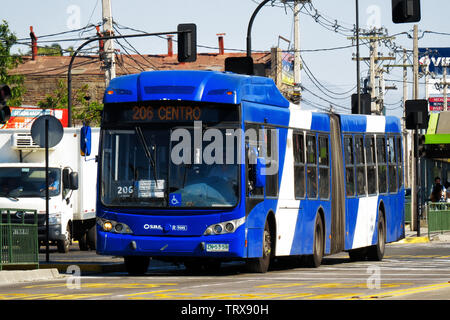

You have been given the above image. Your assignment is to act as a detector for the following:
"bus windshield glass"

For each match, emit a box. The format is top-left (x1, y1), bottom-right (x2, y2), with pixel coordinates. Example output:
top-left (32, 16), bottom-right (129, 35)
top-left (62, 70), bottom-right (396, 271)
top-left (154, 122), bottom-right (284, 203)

top-left (0, 167), bottom-right (61, 198)
top-left (101, 102), bottom-right (240, 209)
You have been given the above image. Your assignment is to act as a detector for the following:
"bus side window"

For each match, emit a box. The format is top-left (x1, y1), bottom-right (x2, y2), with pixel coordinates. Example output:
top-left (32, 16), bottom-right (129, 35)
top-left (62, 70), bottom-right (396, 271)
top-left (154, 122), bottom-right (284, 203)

top-left (318, 135), bottom-right (330, 199)
top-left (388, 136), bottom-right (398, 193)
top-left (376, 136), bottom-right (388, 194)
top-left (245, 125), bottom-right (264, 197)
top-left (293, 131), bottom-right (306, 199)
top-left (355, 135), bottom-right (366, 196)
top-left (396, 136), bottom-right (404, 188)
top-left (344, 135), bottom-right (355, 197)
top-left (365, 135), bottom-right (377, 195)
top-left (265, 126), bottom-right (278, 198)
top-left (306, 134), bottom-right (318, 199)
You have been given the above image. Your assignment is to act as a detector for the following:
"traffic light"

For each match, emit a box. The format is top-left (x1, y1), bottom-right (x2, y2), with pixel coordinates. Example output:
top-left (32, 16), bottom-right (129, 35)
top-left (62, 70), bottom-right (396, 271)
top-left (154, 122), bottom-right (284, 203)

top-left (351, 93), bottom-right (371, 115)
top-left (405, 99), bottom-right (428, 130)
top-left (417, 134), bottom-right (426, 158)
top-left (177, 24), bottom-right (197, 63)
top-left (392, 0), bottom-right (421, 24)
top-left (0, 84), bottom-right (11, 124)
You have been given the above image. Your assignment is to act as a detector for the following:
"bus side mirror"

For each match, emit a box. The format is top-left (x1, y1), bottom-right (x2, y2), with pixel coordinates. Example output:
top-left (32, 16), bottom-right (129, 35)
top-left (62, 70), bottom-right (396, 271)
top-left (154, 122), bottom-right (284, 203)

top-left (255, 157), bottom-right (266, 188)
top-left (80, 125), bottom-right (92, 156)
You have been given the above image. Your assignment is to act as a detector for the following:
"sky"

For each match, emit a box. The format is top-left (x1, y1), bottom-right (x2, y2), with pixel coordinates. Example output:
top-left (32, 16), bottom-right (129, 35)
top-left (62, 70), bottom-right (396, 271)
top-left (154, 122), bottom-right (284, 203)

top-left (2, 0), bottom-right (449, 118)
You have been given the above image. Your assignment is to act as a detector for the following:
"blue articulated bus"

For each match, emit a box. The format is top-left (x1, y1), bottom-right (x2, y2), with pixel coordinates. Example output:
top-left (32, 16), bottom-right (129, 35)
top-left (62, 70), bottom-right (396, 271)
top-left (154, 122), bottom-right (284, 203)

top-left (96, 70), bottom-right (405, 274)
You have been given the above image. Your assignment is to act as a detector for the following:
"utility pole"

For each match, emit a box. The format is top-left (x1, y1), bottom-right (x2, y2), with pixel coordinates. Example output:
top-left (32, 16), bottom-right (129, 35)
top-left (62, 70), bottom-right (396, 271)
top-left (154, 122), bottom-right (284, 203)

top-left (102, 0), bottom-right (116, 87)
top-left (350, 29), bottom-right (395, 115)
top-left (411, 24), bottom-right (419, 232)
top-left (293, 0), bottom-right (302, 98)
top-left (444, 67), bottom-right (448, 111)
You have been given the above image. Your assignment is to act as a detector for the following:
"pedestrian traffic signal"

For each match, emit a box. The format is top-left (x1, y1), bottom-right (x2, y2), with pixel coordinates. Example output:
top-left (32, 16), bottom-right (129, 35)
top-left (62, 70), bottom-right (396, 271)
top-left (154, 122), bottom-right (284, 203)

top-left (392, 0), bottom-right (421, 24)
top-left (0, 84), bottom-right (11, 124)
top-left (177, 24), bottom-right (197, 63)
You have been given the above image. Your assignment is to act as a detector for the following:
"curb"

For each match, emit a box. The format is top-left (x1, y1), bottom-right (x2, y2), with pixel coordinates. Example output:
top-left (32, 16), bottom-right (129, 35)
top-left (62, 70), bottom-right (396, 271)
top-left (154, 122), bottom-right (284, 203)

top-left (39, 262), bottom-right (125, 274)
top-left (0, 268), bottom-right (62, 286)
top-left (396, 236), bottom-right (430, 244)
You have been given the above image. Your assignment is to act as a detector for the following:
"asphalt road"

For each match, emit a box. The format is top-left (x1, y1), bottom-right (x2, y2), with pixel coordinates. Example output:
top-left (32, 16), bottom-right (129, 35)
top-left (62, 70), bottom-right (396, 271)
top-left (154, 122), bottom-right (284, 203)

top-left (1, 241), bottom-right (449, 303)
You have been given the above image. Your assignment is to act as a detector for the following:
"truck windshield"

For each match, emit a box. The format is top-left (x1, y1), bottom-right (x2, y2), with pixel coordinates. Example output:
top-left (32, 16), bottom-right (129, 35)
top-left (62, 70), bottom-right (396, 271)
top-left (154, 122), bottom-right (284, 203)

top-left (0, 167), bottom-right (61, 198)
top-left (100, 125), bottom-right (239, 208)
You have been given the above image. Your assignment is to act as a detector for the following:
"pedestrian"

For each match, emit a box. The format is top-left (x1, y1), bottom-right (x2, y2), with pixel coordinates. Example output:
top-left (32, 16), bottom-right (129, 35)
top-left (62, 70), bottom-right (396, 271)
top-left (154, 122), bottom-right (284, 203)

top-left (430, 177), bottom-right (446, 202)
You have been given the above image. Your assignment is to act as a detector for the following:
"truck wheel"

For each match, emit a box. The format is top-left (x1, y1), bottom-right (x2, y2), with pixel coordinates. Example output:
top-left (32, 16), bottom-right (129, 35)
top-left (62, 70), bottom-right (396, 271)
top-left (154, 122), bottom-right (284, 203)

top-left (78, 233), bottom-right (89, 251)
top-left (124, 256), bottom-right (150, 275)
top-left (57, 227), bottom-right (71, 253)
top-left (87, 225), bottom-right (96, 250)
top-left (246, 220), bottom-right (272, 273)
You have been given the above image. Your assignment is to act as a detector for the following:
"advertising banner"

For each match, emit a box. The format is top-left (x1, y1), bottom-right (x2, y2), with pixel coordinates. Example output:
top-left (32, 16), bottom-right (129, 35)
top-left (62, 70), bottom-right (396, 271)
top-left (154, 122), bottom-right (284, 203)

top-left (0, 107), bottom-right (68, 129)
top-left (428, 97), bottom-right (449, 112)
top-left (419, 47), bottom-right (450, 75)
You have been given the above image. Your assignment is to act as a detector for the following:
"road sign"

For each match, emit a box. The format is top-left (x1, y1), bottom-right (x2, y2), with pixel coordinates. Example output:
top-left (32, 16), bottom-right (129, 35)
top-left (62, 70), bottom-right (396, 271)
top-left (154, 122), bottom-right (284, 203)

top-left (30, 115), bottom-right (63, 148)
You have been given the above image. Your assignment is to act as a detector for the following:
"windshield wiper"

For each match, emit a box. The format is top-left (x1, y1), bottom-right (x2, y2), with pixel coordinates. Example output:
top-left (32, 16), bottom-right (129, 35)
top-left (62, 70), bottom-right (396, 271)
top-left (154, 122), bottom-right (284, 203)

top-left (135, 126), bottom-right (158, 181)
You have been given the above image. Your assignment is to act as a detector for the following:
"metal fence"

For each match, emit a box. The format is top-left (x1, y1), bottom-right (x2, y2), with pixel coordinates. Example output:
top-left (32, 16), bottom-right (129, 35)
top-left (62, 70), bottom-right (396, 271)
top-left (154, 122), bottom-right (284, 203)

top-left (427, 202), bottom-right (450, 237)
top-left (0, 209), bottom-right (39, 271)
top-left (404, 196), bottom-right (411, 224)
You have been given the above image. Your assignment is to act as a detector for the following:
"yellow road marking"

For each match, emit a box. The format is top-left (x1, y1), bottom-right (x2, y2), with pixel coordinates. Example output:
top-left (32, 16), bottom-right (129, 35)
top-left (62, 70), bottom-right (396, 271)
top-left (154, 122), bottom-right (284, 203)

top-left (351, 282), bottom-right (450, 300)
top-left (256, 283), bottom-right (306, 288)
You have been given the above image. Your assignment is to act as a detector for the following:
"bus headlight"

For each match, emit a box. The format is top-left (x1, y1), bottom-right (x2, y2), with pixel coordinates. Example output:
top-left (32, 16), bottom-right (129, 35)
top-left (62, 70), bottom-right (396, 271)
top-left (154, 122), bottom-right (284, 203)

top-left (204, 217), bottom-right (245, 236)
top-left (97, 218), bottom-right (133, 234)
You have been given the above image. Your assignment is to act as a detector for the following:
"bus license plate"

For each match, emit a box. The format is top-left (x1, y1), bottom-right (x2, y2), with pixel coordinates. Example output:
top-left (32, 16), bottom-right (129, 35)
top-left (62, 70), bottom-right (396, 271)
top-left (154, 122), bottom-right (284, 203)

top-left (206, 243), bottom-right (229, 252)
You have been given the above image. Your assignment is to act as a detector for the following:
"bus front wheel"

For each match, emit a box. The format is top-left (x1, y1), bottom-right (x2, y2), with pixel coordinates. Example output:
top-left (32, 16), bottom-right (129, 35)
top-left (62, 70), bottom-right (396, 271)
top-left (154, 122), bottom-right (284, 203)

top-left (246, 220), bottom-right (272, 273)
top-left (124, 256), bottom-right (150, 275)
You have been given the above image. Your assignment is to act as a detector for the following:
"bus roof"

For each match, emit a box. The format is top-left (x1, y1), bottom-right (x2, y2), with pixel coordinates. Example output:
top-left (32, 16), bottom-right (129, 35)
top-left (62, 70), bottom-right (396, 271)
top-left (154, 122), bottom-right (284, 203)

top-left (103, 70), bottom-right (290, 108)
top-left (340, 114), bottom-right (401, 134)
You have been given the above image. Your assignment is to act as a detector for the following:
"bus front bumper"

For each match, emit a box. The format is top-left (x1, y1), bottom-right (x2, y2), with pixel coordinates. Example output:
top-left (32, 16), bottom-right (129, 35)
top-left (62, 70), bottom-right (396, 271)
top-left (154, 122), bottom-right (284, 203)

top-left (96, 227), bottom-right (247, 258)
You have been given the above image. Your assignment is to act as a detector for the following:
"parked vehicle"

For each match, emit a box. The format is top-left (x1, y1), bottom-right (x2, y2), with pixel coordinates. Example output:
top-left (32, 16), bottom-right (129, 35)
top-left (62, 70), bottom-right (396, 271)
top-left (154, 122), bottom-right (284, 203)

top-left (0, 127), bottom-right (99, 252)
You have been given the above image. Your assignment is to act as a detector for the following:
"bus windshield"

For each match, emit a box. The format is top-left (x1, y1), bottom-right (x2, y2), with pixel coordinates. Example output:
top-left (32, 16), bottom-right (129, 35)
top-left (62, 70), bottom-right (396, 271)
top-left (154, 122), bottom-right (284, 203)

top-left (100, 125), bottom-right (239, 208)
top-left (0, 167), bottom-right (61, 198)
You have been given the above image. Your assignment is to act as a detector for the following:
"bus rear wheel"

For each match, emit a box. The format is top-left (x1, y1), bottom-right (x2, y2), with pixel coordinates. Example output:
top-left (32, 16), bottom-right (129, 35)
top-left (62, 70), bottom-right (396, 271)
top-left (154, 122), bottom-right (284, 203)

top-left (246, 220), bottom-right (272, 273)
top-left (124, 256), bottom-right (150, 275)
top-left (305, 215), bottom-right (324, 268)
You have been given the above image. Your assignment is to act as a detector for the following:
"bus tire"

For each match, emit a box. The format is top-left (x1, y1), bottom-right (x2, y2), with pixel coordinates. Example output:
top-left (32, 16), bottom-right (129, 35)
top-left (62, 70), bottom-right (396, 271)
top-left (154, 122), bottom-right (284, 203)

top-left (124, 256), bottom-right (150, 275)
top-left (246, 220), bottom-right (272, 273)
top-left (367, 213), bottom-right (386, 261)
top-left (305, 215), bottom-right (324, 268)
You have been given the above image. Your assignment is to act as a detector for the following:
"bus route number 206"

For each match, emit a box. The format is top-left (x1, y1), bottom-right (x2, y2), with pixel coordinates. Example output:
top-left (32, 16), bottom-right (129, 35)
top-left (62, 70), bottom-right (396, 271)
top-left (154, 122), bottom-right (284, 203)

top-left (132, 106), bottom-right (154, 121)
top-left (117, 185), bottom-right (134, 196)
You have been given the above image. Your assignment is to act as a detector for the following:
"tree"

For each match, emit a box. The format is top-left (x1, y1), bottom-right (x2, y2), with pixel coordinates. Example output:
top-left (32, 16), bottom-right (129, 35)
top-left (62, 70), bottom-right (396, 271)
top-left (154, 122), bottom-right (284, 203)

top-left (38, 79), bottom-right (103, 126)
top-left (0, 20), bottom-right (25, 106)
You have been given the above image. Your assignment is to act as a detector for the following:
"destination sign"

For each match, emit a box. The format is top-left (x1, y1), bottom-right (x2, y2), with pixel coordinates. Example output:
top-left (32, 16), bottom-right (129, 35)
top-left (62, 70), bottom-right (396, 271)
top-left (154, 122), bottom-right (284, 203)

top-left (103, 103), bottom-right (239, 124)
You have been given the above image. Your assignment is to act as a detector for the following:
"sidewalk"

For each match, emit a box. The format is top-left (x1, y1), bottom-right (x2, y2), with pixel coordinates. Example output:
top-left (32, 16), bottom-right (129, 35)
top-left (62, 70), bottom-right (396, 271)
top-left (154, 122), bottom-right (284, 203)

top-left (398, 224), bottom-right (450, 244)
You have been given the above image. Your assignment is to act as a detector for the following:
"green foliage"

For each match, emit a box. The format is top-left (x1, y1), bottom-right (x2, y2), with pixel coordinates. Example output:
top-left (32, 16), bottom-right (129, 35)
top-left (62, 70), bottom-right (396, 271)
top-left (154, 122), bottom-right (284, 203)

top-left (0, 20), bottom-right (25, 106)
top-left (37, 79), bottom-right (103, 126)
top-left (36, 43), bottom-right (63, 56)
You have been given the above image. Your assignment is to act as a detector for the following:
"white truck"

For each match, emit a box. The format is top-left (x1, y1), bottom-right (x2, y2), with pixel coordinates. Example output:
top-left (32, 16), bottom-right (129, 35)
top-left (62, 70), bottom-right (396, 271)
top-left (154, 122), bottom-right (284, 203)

top-left (0, 127), bottom-right (99, 253)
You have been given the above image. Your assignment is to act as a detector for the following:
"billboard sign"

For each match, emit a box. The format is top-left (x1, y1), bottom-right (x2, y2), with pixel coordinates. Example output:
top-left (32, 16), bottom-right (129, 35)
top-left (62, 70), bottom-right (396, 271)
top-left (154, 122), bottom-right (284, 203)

top-left (429, 97), bottom-right (449, 112)
top-left (282, 53), bottom-right (294, 86)
top-left (419, 47), bottom-right (450, 75)
top-left (0, 107), bottom-right (68, 129)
